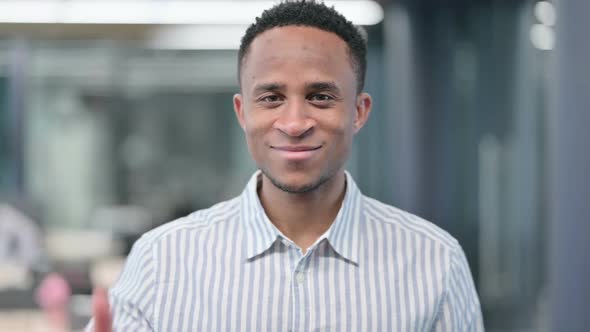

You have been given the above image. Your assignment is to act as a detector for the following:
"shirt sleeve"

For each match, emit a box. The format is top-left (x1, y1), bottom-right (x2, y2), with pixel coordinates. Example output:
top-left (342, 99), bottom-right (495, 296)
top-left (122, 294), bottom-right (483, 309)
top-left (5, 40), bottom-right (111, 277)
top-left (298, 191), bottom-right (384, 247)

top-left (86, 236), bottom-right (156, 332)
top-left (431, 243), bottom-right (484, 332)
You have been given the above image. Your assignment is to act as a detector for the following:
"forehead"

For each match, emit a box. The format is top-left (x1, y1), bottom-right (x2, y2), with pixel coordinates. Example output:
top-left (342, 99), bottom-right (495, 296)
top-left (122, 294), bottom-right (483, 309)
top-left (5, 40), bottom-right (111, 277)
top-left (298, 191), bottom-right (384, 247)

top-left (240, 26), bottom-right (355, 90)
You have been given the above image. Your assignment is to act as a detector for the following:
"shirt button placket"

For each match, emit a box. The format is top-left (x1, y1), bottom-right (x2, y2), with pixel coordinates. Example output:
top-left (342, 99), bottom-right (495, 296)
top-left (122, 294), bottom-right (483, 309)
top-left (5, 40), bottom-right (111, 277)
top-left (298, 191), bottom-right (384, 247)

top-left (295, 271), bottom-right (305, 284)
top-left (292, 251), bottom-right (311, 332)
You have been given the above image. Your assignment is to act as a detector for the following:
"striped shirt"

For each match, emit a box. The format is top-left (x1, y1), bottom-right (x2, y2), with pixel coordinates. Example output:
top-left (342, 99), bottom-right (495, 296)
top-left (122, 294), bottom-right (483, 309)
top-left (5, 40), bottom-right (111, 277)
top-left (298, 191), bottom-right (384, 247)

top-left (87, 171), bottom-right (483, 331)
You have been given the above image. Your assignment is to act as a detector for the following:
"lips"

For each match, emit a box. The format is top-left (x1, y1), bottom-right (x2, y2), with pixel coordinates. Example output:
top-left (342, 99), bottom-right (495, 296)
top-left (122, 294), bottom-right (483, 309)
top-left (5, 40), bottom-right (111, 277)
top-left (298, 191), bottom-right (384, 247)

top-left (272, 145), bottom-right (321, 152)
top-left (271, 145), bottom-right (322, 161)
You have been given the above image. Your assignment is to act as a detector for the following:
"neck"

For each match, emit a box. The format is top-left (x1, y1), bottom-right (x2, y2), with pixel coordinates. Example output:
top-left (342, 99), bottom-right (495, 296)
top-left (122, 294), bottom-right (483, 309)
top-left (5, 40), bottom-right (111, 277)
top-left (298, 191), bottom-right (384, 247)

top-left (258, 170), bottom-right (347, 253)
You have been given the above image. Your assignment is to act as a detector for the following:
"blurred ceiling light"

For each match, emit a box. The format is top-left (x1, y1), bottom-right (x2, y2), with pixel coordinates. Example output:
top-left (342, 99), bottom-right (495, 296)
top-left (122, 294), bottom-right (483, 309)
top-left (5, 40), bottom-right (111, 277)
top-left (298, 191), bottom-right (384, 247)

top-left (534, 1), bottom-right (556, 27)
top-left (149, 25), bottom-right (247, 50)
top-left (530, 24), bottom-right (555, 50)
top-left (0, 0), bottom-right (384, 26)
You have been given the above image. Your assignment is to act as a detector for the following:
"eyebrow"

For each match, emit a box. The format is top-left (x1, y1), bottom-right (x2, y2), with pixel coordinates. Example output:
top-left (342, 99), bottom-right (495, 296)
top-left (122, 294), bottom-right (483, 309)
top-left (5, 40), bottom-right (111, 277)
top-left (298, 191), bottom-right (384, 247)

top-left (251, 81), bottom-right (342, 95)
top-left (253, 82), bottom-right (285, 95)
top-left (305, 81), bottom-right (341, 94)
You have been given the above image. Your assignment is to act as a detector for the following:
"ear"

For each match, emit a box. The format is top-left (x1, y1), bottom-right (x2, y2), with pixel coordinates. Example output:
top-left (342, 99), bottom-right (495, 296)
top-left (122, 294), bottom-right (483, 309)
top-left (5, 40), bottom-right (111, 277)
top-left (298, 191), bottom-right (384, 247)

top-left (353, 92), bottom-right (372, 134)
top-left (233, 93), bottom-right (246, 131)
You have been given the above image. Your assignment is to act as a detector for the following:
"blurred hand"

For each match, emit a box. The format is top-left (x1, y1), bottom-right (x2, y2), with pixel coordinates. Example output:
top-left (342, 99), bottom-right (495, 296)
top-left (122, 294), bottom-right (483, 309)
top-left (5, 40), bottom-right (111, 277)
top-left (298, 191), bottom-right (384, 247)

top-left (92, 287), bottom-right (112, 332)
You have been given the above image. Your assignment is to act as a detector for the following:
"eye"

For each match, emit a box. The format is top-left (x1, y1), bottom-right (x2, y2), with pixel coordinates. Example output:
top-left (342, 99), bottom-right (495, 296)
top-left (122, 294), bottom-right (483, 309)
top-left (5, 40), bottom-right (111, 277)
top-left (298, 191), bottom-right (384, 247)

top-left (308, 93), bottom-right (334, 102)
top-left (261, 95), bottom-right (282, 103)
top-left (257, 94), bottom-right (284, 107)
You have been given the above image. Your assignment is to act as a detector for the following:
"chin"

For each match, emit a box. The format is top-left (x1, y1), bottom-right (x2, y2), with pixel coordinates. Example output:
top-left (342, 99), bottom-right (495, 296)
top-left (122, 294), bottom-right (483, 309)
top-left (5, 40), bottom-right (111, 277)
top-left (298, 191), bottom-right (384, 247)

top-left (261, 168), bottom-right (329, 194)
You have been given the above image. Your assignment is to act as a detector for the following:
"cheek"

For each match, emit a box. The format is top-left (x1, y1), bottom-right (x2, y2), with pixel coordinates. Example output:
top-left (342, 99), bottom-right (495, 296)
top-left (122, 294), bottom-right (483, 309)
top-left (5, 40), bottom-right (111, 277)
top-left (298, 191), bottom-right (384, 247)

top-left (322, 111), bottom-right (356, 138)
top-left (323, 114), bottom-right (355, 154)
top-left (243, 111), bottom-right (280, 143)
top-left (243, 110), bottom-right (275, 131)
top-left (243, 125), bottom-right (267, 154)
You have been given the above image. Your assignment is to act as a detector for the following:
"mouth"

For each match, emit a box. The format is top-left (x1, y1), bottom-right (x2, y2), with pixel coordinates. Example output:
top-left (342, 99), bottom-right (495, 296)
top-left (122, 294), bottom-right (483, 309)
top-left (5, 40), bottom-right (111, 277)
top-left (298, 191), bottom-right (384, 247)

top-left (271, 145), bottom-right (322, 161)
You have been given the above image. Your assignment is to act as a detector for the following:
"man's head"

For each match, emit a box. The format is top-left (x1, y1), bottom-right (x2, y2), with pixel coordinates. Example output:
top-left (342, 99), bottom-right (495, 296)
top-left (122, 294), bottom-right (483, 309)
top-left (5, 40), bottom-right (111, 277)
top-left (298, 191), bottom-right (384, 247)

top-left (238, 0), bottom-right (367, 93)
top-left (234, 0), bottom-right (372, 194)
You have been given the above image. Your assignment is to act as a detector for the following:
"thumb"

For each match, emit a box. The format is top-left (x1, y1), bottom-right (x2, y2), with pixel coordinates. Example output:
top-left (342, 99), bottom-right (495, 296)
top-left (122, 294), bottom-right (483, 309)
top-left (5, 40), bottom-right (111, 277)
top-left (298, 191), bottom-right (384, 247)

top-left (92, 287), bottom-right (112, 332)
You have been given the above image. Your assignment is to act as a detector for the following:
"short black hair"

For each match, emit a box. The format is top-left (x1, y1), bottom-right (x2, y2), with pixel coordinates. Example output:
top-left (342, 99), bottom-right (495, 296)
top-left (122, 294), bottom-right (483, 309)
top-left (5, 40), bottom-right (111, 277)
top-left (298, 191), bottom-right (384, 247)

top-left (238, 0), bottom-right (367, 93)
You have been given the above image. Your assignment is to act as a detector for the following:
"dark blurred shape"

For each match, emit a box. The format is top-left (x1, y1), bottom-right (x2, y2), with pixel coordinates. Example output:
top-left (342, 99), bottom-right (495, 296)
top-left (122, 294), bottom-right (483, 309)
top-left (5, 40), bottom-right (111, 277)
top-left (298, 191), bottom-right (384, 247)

top-left (0, 203), bottom-right (42, 268)
top-left (0, 201), bottom-right (43, 310)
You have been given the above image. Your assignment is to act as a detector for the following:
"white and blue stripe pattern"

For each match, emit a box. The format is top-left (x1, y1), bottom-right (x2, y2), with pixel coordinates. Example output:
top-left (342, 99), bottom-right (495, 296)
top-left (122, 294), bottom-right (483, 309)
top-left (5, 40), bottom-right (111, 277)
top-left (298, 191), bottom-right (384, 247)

top-left (87, 171), bottom-right (483, 331)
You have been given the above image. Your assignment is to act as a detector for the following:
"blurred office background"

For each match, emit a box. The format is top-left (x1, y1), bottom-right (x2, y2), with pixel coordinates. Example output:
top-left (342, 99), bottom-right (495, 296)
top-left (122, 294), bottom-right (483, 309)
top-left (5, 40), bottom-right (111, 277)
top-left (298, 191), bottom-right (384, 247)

top-left (0, 0), bottom-right (588, 331)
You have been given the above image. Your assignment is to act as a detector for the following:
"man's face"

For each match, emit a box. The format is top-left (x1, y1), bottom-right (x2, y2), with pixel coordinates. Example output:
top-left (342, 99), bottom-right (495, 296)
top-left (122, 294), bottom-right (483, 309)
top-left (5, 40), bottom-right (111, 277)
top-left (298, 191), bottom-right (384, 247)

top-left (234, 26), bottom-right (371, 193)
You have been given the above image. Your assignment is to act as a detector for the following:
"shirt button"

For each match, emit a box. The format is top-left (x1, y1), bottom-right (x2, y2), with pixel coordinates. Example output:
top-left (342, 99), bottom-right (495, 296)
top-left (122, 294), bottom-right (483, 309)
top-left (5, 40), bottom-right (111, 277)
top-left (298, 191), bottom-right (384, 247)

top-left (295, 272), bottom-right (305, 284)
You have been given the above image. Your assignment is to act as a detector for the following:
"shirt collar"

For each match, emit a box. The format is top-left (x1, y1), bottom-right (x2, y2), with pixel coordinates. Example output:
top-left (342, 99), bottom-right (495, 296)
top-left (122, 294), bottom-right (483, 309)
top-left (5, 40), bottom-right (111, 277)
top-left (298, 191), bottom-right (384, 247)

top-left (241, 170), bottom-right (364, 265)
top-left (241, 171), bottom-right (281, 260)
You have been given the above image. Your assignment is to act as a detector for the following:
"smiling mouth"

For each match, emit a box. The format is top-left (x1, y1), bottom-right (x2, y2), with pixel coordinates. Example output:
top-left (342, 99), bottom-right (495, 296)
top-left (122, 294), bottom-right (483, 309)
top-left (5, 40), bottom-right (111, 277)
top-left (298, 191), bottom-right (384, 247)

top-left (271, 145), bottom-right (322, 152)
top-left (271, 145), bottom-right (322, 160)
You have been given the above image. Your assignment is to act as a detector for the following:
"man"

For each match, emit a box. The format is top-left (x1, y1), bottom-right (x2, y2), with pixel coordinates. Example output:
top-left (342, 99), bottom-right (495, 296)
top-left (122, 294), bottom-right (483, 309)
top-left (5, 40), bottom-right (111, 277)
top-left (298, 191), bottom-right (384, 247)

top-left (89, 1), bottom-right (483, 331)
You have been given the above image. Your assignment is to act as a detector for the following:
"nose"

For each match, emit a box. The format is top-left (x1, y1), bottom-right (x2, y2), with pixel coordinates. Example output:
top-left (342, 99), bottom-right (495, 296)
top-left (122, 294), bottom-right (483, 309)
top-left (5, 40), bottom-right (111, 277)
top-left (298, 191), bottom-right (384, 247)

top-left (273, 100), bottom-right (316, 137)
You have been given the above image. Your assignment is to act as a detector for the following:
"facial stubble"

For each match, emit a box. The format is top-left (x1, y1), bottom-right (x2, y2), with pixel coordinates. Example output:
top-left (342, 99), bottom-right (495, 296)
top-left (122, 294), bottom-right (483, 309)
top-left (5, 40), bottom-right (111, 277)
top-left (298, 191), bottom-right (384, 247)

top-left (259, 167), bottom-right (334, 194)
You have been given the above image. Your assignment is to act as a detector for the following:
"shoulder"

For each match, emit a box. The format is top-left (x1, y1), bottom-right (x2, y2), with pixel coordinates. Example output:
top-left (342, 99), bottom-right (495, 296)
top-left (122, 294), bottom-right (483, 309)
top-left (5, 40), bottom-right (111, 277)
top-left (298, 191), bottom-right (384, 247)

top-left (361, 195), bottom-right (478, 291)
top-left (107, 196), bottom-right (244, 308)
top-left (362, 195), bottom-right (460, 252)
top-left (133, 196), bottom-right (242, 253)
